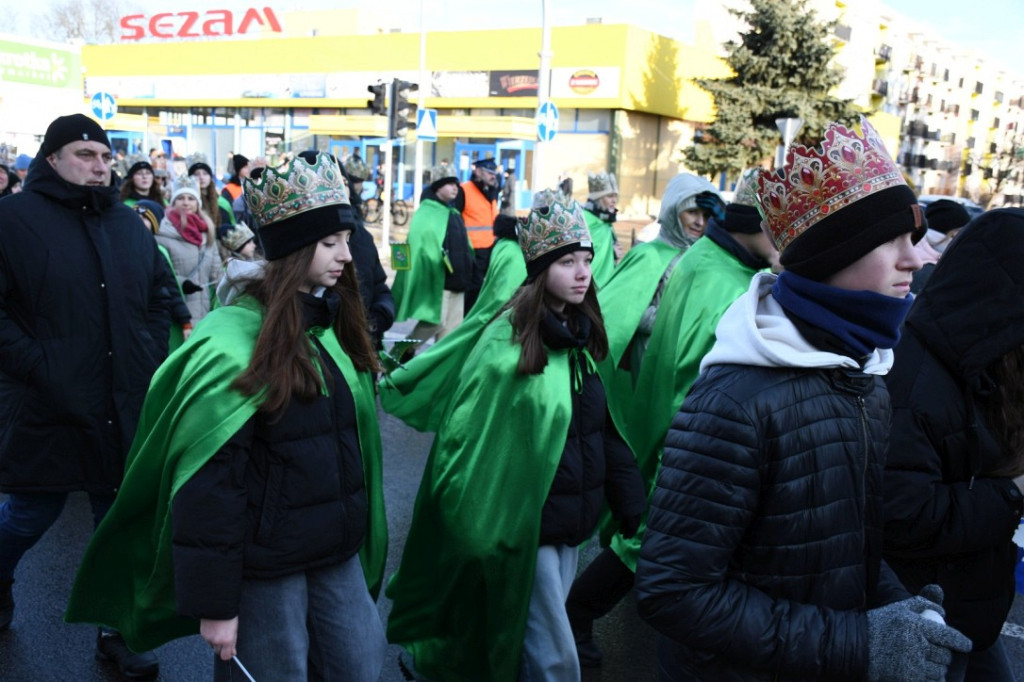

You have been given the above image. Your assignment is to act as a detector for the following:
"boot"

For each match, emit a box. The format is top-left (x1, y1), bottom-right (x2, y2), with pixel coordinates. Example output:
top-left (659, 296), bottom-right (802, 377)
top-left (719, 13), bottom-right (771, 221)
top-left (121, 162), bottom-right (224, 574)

top-left (0, 579), bottom-right (12, 630)
top-left (96, 628), bottom-right (159, 679)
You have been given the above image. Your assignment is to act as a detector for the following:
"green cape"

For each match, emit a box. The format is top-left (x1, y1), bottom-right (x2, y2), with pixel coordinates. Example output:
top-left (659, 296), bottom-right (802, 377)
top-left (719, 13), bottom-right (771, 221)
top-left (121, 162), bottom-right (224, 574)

top-left (584, 209), bottom-right (617, 288)
top-left (380, 237), bottom-right (526, 432)
top-left (217, 195), bottom-right (237, 225)
top-left (601, 237), bottom-right (762, 569)
top-left (392, 198), bottom-right (462, 325)
top-left (385, 313), bottom-right (575, 682)
top-left (65, 301), bottom-right (387, 652)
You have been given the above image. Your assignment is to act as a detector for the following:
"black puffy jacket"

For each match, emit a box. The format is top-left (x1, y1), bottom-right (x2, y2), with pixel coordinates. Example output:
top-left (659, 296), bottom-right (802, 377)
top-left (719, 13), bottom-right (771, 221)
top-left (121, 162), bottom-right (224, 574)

top-left (884, 208), bottom-right (1024, 649)
top-left (637, 360), bottom-right (908, 681)
top-left (349, 192), bottom-right (395, 346)
top-left (171, 292), bottom-right (368, 620)
top-left (538, 311), bottom-right (645, 547)
top-left (0, 154), bottom-right (171, 493)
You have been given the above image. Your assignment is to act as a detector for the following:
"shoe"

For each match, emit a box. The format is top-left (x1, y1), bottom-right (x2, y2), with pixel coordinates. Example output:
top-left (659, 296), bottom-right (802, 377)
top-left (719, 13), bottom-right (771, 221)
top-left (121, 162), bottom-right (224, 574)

top-left (96, 629), bottom-right (159, 679)
top-left (575, 632), bottom-right (603, 667)
top-left (0, 579), bottom-right (12, 630)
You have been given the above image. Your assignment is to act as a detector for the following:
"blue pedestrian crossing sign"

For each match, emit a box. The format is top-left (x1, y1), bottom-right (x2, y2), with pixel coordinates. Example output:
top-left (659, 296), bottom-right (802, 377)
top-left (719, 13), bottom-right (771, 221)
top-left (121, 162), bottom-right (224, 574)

top-left (536, 101), bottom-right (559, 142)
top-left (90, 92), bottom-right (117, 121)
top-left (416, 108), bottom-right (438, 142)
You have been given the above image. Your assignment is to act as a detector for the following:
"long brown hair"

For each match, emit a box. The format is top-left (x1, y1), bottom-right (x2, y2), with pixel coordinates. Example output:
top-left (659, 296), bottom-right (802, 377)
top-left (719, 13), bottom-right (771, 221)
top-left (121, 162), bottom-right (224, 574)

top-left (505, 268), bottom-right (608, 376)
top-left (197, 178), bottom-right (222, 223)
top-left (985, 343), bottom-right (1024, 477)
top-left (232, 242), bottom-right (380, 416)
top-left (119, 171), bottom-right (165, 205)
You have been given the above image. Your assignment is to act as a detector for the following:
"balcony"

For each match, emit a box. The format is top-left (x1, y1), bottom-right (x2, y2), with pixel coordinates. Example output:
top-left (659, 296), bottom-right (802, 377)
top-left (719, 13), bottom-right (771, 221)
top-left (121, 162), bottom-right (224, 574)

top-left (834, 24), bottom-right (852, 41)
top-left (875, 44), bottom-right (893, 63)
top-left (871, 79), bottom-right (889, 97)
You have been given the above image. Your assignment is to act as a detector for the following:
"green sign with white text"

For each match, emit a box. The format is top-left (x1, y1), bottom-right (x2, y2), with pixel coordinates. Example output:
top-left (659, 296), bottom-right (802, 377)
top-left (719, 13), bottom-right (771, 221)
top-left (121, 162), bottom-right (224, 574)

top-left (0, 40), bottom-right (78, 88)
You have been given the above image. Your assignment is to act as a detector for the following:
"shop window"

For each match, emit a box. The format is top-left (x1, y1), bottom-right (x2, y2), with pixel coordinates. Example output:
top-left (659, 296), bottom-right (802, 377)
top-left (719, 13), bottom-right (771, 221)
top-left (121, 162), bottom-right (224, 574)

top-left (575, 110), bottom-right (611, 132)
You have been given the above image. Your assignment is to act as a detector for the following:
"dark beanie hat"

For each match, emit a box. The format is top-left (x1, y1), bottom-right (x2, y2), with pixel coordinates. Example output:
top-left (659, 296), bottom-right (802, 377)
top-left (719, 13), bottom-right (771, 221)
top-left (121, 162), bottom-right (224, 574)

top-left (924, 199), bottom-right (971, 234)
top-left (188, 161), bottom-right (213, 177)
top-left (41, 114), bottom-right (111, 156)
top-left (127, 160), bottom-right (154, 178)
top-left (780, 185), bottom-right (925, 281)
top-left (243, 152), bottom-right (358, 261)
top-left (133, 199), bottom-right (165, 234)
top-left (232, 154), bottom-right (250, 175)
top-left (722, 203), bottom-right (763, 234)
top-left (493, 214), bottom-right (519, 242)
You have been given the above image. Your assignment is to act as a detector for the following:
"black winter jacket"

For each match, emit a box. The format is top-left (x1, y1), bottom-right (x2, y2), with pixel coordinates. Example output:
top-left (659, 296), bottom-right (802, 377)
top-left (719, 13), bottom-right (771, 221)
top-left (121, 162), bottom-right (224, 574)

top-left (0, 154), bottom-right (171, 493)
top-left (172, 292), bottom-right (368, 620)
top-left (637, 358), bottom-right (908, 681)
top-left (538, 311), bottom-right (645, 547)
top-left (884, 208), bottom-right (1024, 649)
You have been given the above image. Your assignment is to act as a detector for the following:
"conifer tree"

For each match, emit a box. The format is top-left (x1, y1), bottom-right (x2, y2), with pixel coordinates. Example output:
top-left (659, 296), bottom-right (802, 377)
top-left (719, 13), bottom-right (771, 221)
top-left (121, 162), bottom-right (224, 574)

top-left (685, 0), bottom-right (859, 179)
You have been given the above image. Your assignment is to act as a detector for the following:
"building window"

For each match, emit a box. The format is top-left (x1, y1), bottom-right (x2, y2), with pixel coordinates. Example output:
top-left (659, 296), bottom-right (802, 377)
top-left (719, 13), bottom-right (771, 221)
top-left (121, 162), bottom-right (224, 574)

top-left (575, 109), bottom-right (611, 132)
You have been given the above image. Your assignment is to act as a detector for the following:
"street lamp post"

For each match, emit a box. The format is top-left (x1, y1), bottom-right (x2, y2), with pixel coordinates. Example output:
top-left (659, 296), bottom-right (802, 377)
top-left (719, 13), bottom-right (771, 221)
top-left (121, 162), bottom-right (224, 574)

top-left (775, 117), bottom-right (803, 170)
top-left (530, 0), bottom-right (552, 194)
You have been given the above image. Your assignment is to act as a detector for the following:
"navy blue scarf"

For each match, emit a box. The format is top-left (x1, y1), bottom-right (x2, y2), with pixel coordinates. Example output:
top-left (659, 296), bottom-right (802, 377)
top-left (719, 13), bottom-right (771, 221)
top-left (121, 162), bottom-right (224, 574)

top-left (772, 271), bottom-right (913, 358)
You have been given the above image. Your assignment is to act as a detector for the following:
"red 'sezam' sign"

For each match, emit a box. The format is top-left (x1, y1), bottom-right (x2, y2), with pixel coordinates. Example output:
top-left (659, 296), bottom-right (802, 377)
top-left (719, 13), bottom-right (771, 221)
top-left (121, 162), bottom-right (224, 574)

top-left (120, 7), bottom-right (282, 41)
top-left (568, 70), bottom-right (600, 95)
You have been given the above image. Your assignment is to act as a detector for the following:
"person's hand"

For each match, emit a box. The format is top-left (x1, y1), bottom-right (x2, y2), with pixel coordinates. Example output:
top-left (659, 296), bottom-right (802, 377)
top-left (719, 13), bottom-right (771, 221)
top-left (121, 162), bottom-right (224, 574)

top-left (866, 586), bottom-right (972, 681)
top-left (200, 617), bottom-right (238, 661)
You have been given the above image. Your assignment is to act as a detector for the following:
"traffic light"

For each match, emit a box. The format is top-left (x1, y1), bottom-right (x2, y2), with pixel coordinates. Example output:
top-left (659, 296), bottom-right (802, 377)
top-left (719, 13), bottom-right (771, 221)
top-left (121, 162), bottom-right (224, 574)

top-left (367, 82), bottom-right (387, 116)
top-left (388, 79), bottom-right (418, 139)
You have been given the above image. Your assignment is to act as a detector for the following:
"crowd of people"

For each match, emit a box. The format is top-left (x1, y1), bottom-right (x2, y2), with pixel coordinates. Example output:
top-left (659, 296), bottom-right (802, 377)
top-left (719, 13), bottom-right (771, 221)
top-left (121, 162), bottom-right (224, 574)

top-left (0, 111), bottom-right (1021, 682)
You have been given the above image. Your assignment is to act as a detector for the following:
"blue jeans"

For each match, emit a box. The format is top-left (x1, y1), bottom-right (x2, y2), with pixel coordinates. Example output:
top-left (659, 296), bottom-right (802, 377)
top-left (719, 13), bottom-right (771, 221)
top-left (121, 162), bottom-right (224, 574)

top-left (0, 492), bottom-right (113, 581)
top-left (519, 544), bottom-right (580, 682)
top-left (212, 556), bottom-right (386, 682)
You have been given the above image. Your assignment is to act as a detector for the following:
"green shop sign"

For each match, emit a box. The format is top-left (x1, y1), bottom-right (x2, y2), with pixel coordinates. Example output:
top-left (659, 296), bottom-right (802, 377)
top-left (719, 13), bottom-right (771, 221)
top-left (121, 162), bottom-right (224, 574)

top-left (0, 40), bottom-right (78, 88)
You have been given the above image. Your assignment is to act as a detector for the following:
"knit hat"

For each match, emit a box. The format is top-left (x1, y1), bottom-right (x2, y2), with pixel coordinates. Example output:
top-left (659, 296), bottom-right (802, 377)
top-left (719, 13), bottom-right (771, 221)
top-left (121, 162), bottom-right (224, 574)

top-left (342, 154), bottom-right (371, 182)
top-left (427, 165), bottom-right (459, 192)
top-left (493, 214), bottom-right (520, 242)
top-left (220, 222), bottom-right (256, 253)
top-left (243, 152), bottom-right (358, 261)
top-left (722, 168), bottom-right (764, 234)
top-left (13, 154), bottom-right (31, 171)
top-left (924, 199), bottom-right (971, 234)
top-left (125, 153), bottom-right (153, 179)
top-left (587, 171), bottom-right (618, 201)
top-left (756, 117), bottom-right (925, 281)
top-left (520, 188), bottom-right (592, 280)
top-left (186, 152), bottom-right (214, 177)
top-left (40, 114), bottom-right (111, 156)
top-left (232, 154), bottom-right (250, 176)
top-left (133, 199), bottom-right (165, 234)
top-left (170, 175), bottom-right (201, 204)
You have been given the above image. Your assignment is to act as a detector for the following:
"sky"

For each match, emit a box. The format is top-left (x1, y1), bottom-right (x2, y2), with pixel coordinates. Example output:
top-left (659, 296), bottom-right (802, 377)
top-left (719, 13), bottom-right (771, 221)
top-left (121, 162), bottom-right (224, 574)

top-left (10, 0), bottom-right (1021, 74)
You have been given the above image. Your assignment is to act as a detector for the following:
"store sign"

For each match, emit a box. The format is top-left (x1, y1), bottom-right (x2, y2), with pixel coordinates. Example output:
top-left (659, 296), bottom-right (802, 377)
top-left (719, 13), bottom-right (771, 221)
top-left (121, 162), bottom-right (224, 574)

top-left (0, 40), bottom-right (73, 88)
top-left (489, 70), bottom-right (538, 97)
top-left (119, 7), bottom-right (283, 41)
top-left (568, 69), bottom-right (600, 95)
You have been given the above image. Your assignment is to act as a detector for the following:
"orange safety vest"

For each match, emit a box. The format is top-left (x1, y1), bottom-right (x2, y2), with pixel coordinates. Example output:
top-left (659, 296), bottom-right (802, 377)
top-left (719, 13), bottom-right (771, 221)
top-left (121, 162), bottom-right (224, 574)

top-left (460, 180), bottom-right (497, 249)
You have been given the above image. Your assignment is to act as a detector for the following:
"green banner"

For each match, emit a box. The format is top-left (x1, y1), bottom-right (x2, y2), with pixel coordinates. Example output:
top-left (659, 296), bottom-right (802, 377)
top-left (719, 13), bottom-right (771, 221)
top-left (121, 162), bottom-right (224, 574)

top-left (0, 40), bottom-right (78, 88)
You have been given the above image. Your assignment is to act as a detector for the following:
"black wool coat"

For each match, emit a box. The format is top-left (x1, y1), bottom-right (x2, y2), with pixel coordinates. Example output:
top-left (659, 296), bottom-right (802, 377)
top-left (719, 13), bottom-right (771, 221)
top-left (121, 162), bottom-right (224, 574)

top-left (0, 154), bottom-right (171, 493)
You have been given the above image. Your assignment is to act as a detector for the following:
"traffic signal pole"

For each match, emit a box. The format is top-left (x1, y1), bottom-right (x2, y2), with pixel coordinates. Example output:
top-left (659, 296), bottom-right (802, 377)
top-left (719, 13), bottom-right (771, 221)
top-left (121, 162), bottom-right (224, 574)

top-left (531, 0), bottom-right (552, 194)
top-left (414, 0), bottom-right (427, 210)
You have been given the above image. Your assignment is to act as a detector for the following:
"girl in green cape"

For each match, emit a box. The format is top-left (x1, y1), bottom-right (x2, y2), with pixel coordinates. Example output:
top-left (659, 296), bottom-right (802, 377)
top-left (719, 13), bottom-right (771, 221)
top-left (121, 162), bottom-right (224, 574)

top-left (66, 153), bottom-right (389, 681)
top-left (386, 191), bottom-right (645, 682)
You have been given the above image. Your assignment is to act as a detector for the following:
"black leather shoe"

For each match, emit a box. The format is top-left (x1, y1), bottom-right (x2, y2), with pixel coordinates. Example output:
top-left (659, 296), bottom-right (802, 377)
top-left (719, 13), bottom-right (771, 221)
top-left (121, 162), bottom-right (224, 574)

top-left (96, 629), bottom-right (159, 679)
top-left (0, 579), bottom-right (12, 630)
top-left (575, 632), bottom-right (603, 667)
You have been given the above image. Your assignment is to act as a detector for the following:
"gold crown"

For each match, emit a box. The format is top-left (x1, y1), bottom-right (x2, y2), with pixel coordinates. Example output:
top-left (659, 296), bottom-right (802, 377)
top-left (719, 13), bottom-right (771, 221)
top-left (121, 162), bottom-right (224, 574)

top-left (755, 117), bottom-right (908, 251)
top-left (243, 153), bottom-right (350, 227)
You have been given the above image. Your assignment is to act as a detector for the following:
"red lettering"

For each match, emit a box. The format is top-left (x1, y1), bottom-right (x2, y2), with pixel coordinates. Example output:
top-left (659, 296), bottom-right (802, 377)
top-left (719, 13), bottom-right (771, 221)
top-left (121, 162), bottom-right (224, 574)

top-left (203, 10), bottom-right (232, 37)
top-left (149, 13), bottom-right (175, 39)
top-left (177, 11), bottom-right (200, 38)
top-left (118, 8), bottom-right (283, 40)
top-left (262, 7), bottom-right (282, 32)
top-left (119, 14), bottom-right (145, 41)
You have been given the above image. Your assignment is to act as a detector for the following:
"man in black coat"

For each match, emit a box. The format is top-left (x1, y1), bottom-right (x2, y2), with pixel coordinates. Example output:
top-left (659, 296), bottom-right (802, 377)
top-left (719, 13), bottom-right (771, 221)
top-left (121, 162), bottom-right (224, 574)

top-left (0, 114), bottom-right (168, 678)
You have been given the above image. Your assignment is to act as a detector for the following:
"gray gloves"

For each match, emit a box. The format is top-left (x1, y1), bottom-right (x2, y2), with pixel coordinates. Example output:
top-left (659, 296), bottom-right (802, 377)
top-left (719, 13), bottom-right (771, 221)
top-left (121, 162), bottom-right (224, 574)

top-left (866, 584), bottom-right (972, 682)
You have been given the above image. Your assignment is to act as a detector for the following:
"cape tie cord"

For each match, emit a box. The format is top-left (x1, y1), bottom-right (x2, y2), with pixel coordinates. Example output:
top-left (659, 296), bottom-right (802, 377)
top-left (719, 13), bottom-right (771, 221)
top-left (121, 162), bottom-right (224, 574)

top-left (570, 347), bottom-right (597, 394)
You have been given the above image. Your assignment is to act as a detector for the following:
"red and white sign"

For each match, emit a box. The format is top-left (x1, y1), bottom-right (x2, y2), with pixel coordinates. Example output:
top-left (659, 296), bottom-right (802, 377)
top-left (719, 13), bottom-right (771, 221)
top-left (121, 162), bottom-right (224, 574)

top-left (119, 7), bottom-right (283, 41)
top-left (568, 69), bottom-right (600, 95)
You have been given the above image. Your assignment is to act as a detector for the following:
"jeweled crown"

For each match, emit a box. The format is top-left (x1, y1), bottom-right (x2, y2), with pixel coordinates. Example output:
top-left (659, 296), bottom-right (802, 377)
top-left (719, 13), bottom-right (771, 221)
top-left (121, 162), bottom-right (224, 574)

top-left (243, 153), bottom-right (350, 228)
top-left (755, 117), bottom-right (907, 251)
top-left (519, 190), bottom-right (591, 263)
